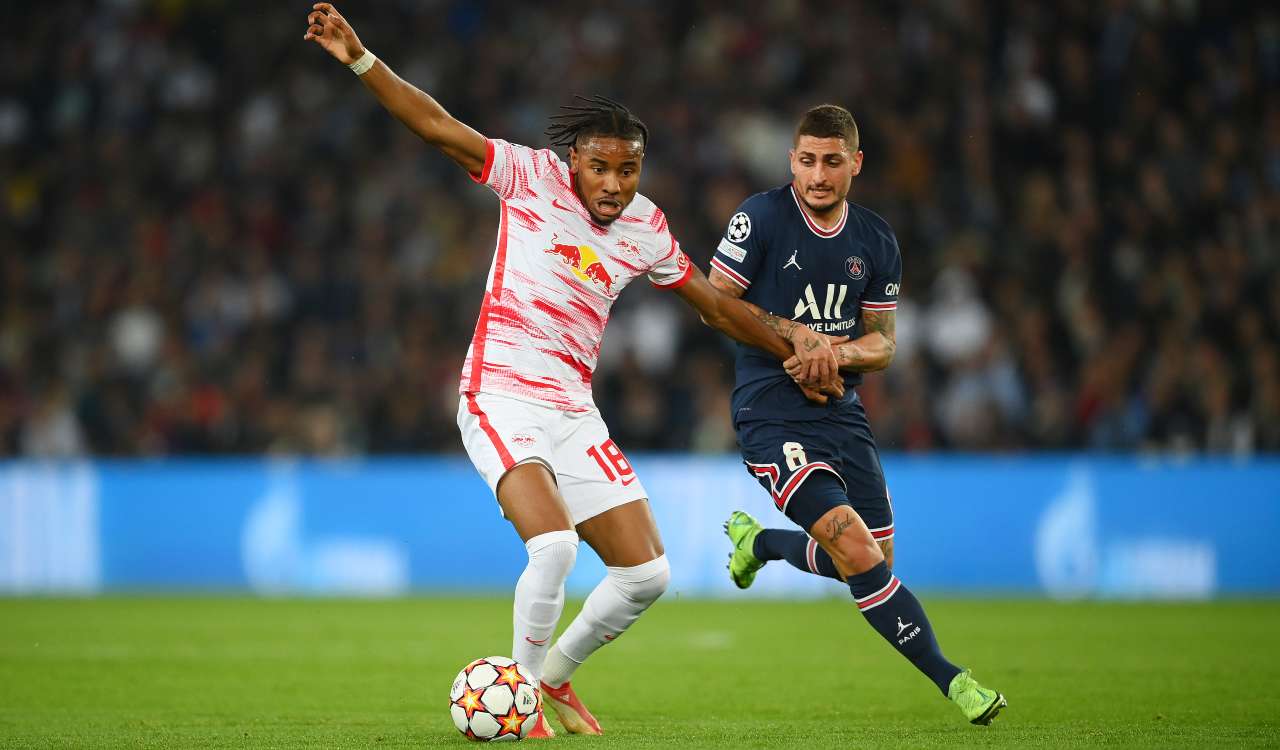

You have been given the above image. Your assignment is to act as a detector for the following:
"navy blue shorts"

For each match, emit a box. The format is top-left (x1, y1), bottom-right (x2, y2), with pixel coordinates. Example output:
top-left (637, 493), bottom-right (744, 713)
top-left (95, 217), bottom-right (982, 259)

top-left (736, 401), bottom-right (894, 541)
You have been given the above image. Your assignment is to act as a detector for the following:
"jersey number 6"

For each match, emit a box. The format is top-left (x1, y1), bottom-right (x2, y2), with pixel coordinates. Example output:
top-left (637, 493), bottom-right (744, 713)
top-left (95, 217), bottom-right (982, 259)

top-left (587, 439), bottom-right (635, 483)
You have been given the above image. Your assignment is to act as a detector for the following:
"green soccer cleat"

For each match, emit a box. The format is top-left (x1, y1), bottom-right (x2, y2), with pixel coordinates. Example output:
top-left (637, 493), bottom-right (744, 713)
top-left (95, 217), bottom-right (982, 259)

top-left (723, 510), bottom-right (766, 589)
top-left (947, 669), bottom-right (1008, 725)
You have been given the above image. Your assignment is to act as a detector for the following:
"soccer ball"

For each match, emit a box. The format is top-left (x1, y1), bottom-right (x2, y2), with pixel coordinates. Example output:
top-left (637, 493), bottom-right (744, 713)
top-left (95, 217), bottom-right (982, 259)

top-left (449, 656), bottom-right (541, 742)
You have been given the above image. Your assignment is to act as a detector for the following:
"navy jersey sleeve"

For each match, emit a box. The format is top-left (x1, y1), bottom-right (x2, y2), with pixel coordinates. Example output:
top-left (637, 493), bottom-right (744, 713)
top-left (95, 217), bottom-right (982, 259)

top-left (709, 194), bottom-right (770, 291)
top-left (862, 230), bottom-right (902, 313)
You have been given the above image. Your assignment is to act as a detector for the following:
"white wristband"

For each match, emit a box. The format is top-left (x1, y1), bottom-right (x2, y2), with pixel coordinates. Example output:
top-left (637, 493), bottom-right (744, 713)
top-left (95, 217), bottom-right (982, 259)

top-left (348, 49), bottom-right (376, 76)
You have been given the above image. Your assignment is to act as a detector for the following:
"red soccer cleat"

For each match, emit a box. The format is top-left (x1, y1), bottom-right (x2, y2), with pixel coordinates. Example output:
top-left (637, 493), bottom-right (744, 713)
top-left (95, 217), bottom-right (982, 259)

top-left (540, 681), bottom-right (603, 735)
top-left (525, 711), bottom-right (556, 739)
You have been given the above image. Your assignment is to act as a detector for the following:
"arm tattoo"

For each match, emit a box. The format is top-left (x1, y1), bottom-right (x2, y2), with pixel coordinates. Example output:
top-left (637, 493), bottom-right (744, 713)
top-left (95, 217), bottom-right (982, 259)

top-left (862, 310), bottom-right (896, 350)
top-left (835, 310), bottom-right (896, 372)
top-left (743, 301), bottom-right (798, 341)
top-left (825, 512), bottom-right (855, 543)
top-left (837, 345), bottom-right (865, 368)
top-left (763, 313), bottom-right (797, 340)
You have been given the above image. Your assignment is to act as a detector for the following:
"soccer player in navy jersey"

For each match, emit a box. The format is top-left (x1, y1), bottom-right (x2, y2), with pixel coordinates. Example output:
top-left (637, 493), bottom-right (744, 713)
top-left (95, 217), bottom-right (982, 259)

top-left (708, 105), bottom-right (1007, 725)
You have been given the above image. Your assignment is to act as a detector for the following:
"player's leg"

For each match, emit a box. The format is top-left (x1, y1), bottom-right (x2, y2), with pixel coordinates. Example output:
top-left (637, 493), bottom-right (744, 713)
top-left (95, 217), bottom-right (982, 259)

top-left (457, 395), bottom-right (578, 687)
top-left (553, 498), bottom-right (668, 667)
top-left (822, 408), bottom-right (1003, 723)
top-left (804, 495), bottom-right (955, 689)
top-left (495, 462), bottom-right (578, 681)
top-left (541, 499), bottom-right (668, 734)
top-left (802, 494), bottom-right (1004, 723)
top-left (749, 465), bottom-right (895, 580)
top-left (538, 415), bottom-right (668, 734)
top-left (729, 512), bottom-right (892, 583)
top-left (739, 414), bottom-right (897, 582)
top-left (727, 510), bottom-right (841, 582)
top-left (726, 419), bottom-right (848, 586)
top-left (811, 501), bottom-right (1004, 722)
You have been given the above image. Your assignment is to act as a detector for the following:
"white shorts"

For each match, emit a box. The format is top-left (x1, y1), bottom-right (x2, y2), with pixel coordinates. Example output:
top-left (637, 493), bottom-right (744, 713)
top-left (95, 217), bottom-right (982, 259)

top-left (457, 392), bottom-right (649, 525)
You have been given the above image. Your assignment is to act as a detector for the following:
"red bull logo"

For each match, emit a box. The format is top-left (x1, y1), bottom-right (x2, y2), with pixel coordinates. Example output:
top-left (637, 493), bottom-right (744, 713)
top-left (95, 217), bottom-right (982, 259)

top-left (547, 242), bottom-right (582, 268)
top-left (544, 236), bottom-right (614, 295)
top-left (582, 262), bottom-right (612, 294)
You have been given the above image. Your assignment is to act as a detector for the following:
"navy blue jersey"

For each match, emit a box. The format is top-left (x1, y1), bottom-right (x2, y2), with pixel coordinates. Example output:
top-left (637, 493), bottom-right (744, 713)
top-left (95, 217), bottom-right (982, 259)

top-left (710, 184), bottom-right (902, 424)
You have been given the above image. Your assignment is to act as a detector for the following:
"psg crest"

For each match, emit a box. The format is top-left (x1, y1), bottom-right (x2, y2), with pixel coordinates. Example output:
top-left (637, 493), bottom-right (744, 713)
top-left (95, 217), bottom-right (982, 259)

top-left (845, 256), bottom-right (865, 280)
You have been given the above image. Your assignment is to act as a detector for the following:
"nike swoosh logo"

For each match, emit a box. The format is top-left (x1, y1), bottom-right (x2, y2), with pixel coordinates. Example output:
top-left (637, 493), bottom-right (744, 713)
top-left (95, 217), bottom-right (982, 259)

top-left (603, 634), bottom-right (615, 641)
top-left (620, 476), bottom-right (637, 486)
top-left (525, 636), bottom-right (548, 646)
top-left (551, 198), bottom-right (576, 212)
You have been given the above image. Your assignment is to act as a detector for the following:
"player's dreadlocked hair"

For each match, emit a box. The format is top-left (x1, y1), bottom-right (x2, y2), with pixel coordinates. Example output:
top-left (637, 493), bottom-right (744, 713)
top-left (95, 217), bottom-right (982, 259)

top-left (545, 95), bottom-right (649, 151)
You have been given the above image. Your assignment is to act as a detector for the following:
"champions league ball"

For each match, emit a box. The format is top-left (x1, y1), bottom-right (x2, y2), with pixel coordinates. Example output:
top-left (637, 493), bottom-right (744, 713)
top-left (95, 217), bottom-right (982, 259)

top-left (449, 656), bottom-right (542, 742)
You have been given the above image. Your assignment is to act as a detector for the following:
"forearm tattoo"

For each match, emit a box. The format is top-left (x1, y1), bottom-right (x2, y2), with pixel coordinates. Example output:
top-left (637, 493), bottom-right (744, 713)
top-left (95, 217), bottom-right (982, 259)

top-left (837, 345), bottom-right (864, 368)
top-left (863, 310), bottom-right (896, 353)
top-left (748, 306), bottom-right (798, 341)
top-left (836, 311), bottom-right (897, 371)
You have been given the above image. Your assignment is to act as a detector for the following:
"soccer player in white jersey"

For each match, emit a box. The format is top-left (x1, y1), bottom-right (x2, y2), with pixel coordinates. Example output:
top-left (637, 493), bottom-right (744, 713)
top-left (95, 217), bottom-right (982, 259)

top-left (305, 5), bottom-right (847, 737)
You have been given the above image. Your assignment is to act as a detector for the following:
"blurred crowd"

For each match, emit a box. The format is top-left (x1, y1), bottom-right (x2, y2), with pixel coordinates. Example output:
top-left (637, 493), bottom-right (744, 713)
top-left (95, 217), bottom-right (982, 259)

top-left (2, 0), bottom-right (1278, 457)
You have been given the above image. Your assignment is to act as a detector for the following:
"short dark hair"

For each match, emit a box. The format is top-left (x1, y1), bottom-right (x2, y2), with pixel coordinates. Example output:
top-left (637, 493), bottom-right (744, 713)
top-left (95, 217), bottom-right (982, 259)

top-left (795, 104), bottom-right (859, 152)
top-left (545, 95), bottom-right (648, 151)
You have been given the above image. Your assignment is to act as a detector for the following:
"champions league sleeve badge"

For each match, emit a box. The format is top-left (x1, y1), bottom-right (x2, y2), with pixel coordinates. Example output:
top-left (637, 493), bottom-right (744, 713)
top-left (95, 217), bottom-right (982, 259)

top-left (727, 212), bottom-right (752, 243)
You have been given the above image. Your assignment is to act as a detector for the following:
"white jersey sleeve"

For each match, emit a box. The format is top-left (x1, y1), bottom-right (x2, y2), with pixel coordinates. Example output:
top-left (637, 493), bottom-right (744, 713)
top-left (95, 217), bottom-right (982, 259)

top-left (471, 139), bottom-right (561, 202)
top-left (643, 210), bottom-right (695, 289)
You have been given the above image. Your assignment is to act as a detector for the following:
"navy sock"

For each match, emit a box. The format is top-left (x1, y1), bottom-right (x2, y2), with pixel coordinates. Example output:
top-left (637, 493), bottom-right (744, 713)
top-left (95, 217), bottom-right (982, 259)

top-left (753, 529), bottom-right (842, 581)
top-left (846, 561), bottom-right (962, 695)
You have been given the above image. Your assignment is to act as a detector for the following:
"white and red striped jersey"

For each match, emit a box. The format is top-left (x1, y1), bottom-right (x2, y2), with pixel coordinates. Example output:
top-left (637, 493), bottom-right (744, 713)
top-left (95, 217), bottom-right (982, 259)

top-left (460, 139), bottom-right (693, 411)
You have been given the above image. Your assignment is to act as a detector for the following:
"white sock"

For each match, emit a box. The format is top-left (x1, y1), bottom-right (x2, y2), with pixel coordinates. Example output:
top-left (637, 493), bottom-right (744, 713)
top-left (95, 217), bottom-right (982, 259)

top-left (512, 530), bottom-right (578, 683)
top-left (543, 555), bottom-right (670, 688)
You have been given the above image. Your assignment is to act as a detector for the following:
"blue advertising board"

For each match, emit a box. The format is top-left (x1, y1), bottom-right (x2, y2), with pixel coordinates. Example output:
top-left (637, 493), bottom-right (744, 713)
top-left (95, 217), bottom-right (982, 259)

top-left (1, 456), bottom-right (1277, 598)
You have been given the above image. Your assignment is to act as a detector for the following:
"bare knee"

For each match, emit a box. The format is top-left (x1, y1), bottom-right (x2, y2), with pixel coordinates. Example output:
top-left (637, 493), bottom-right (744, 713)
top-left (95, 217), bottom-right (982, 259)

top-left (831, 535), bottom-right (884, 576)
top-left (811, 506), bottom-right (884, 578)
top-left (577, 498), bottom-right (664, 568)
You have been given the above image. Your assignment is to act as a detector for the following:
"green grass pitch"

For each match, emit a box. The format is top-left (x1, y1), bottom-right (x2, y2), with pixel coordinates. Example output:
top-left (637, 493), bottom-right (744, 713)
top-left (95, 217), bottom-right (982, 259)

top-left (2, 597), bottom-right (1277, 748)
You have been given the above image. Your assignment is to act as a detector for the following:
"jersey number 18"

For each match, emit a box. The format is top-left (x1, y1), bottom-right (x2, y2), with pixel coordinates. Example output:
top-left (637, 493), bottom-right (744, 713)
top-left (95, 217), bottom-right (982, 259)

top-left (587, 439), bottom-right (635, 483)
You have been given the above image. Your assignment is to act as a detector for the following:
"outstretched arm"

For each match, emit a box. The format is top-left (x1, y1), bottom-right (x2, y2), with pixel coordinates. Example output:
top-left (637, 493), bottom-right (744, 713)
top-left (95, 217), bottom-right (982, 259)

top-left (304, 3), bottom-right (487, 176)
top-left (675, 268), bottom-right (841, 402)
top-left (707, 267), bottom-right (847, 391)
top-left (676, 267), bottom-right (795, 361)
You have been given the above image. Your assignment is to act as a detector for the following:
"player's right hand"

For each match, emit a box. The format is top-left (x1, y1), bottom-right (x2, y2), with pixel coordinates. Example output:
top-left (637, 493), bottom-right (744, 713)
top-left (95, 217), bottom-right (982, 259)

top-left (304, 3), bottom-right (365, 66)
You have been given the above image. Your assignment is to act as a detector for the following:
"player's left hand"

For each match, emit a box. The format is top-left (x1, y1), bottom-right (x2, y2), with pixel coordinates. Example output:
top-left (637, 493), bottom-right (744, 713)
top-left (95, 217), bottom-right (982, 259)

top-left (785, 328), bottom-right (847, 388)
